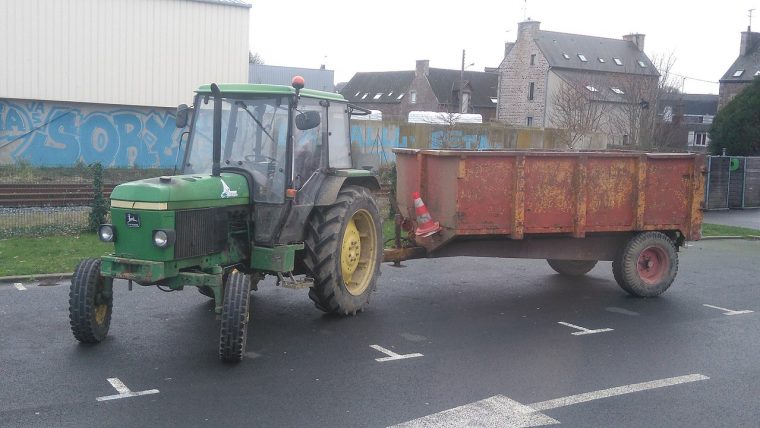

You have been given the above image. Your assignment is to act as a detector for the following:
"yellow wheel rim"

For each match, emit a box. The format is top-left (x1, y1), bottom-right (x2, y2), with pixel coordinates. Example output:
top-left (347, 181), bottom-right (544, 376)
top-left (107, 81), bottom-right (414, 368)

top-left (95, 303), bottom-right (108, 325)
top-left (340, 209), bottom-right (377, 296)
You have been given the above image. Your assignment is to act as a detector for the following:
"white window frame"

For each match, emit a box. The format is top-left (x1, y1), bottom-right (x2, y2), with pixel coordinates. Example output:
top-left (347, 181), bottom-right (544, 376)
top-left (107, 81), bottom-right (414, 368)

top-left (410, 90), bottom-right (417, 104)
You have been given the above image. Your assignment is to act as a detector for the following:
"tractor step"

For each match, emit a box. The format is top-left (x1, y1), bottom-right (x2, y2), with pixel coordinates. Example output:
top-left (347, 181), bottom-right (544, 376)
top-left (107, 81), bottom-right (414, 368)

top-left (276, 273), bottom-right (313, 289)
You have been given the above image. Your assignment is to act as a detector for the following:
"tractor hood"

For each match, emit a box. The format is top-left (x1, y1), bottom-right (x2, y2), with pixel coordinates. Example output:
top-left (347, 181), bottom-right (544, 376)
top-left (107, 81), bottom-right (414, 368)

top-left (110, 173), bottom-right (249, 210)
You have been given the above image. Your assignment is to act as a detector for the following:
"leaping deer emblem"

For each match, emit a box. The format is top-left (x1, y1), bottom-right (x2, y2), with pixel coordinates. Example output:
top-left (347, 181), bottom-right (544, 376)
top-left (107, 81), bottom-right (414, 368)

top-left (220, 179), bottom-right (238, 198)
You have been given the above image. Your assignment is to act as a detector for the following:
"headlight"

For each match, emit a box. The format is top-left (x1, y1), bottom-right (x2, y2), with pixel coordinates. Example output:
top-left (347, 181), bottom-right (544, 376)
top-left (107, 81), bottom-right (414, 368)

top-left (98, 225), bottom-right (115, 242)
top-left (152, 230), bottom-right (175, 248)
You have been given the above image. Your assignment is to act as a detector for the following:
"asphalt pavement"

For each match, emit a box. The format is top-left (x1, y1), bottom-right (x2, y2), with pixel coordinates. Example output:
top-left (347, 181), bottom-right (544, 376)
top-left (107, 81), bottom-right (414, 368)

top-left (1, 239), bottom-right (759, 427)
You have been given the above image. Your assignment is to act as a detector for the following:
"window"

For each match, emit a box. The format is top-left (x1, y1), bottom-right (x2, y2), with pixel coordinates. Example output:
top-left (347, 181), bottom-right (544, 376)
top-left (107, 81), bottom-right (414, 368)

top-left (598, 57), bottom-right (606, 63)
top-left (528, 82), bottom-right (535, 100)
top-left (610, 87), bottom-right (624, 95)
top-left (613, 58), bottom-right (623, 66)
top-left (755, 71), bottom-right (760, 77)
top-left (562, 53), bottom-right (570, 60)
top-left (585, 85), bottom-right (598, 92)
top-left (361, 93), bottom-right (368, 100)
top-left (397, 93), bottom-right (405, 100)
top-left (354, 91), bottom-right (361, 97)
top-left (328, 104), bottom-right (351, 168)
top-left (530, 54), bottom-right (536, 65)
top-left (490, 97), bottom-right (498, 104)
top-left (622, 134), bottom-right (629, 145)
top-left (527, 116), bottom-right (533, 127)
top-left (733, 69), bottom-right (745, 77)
top-left (388, 91), bottom-right (394, 97)
top-left (637, 60), bottom-right (647, 68)
top-left (410, 90), bottom-right (417, 104)
top-left (373, 93), bottom-right (383, 100)
top-left (689, 131), bottom-right (710, 147)
top-left (578, 54), bottom-right (588, 62)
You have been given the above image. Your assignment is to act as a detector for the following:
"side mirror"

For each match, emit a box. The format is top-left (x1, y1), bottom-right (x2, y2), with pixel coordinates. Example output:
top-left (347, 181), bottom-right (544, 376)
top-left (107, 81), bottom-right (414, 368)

top-left (295, 111), bottom-right (321, 131)
top-left (176, 104), bottom-right (190, 128)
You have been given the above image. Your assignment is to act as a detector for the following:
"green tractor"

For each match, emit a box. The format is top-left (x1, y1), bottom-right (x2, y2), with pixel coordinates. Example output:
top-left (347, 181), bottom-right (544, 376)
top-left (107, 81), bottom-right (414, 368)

top-left (69, 78), bottom-right (383, 362)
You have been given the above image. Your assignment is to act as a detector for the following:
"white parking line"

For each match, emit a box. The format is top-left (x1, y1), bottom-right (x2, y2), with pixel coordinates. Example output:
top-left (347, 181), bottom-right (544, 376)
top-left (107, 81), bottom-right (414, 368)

top-left (557, 321), bottom-right (613, 335)
top-left (703, 304), bottom-right (754, 316)
top-left (390, 373), bottom-right (709, 427)
top-left (96, 377), bottom-right (159, 402)
top-left (370, 344), bottom-right (423, 362)
top-left (13, 283), bottom-right (26, 291)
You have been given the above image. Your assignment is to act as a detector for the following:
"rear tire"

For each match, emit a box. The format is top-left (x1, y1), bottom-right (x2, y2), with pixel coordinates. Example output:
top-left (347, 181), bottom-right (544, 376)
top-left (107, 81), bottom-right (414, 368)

top-left (219, 270), bottom-right (251, 362)
top-left (613, 232), bottom-right (678, 297)
top-left (305, 186), bottom-right (382, 315)
top-left (546, 259), bottom-right (597, 276)
top-left (69, 258), bottom-right (112, 343)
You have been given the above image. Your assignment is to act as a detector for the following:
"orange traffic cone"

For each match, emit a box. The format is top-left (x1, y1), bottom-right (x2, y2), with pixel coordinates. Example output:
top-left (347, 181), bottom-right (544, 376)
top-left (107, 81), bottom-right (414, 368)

top-left (412, 191), bottom-right (441, 237)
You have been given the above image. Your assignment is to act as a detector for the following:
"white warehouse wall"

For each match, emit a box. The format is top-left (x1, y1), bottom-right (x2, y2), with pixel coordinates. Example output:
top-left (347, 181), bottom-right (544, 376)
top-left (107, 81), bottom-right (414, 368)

top-left (0, 0), bottom-right (250, 107)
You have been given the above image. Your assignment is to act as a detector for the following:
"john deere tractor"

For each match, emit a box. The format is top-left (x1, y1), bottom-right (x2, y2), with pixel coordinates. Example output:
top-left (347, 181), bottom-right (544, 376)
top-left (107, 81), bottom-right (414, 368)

top-left (69, 79), bottom-right (382, 362)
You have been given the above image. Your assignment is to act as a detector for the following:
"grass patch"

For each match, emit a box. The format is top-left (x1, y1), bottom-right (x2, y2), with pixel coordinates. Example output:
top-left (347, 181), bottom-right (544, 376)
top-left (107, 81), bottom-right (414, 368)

top-left (702, 223), bottom-right (760, 237)
top-left (0, 233), bottom-right (113, 277)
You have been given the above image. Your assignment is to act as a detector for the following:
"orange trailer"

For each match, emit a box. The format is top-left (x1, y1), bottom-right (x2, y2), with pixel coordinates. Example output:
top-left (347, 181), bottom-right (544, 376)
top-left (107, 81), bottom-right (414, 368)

top-left (386, 149), bottom-right (706, 297)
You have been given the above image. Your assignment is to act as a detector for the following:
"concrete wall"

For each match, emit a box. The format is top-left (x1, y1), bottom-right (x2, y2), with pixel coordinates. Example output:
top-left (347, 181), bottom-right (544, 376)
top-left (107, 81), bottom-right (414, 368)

top-left (0, 99), bottom-right (184, 167)
top-left (0, 0), bottom-right (250, 107)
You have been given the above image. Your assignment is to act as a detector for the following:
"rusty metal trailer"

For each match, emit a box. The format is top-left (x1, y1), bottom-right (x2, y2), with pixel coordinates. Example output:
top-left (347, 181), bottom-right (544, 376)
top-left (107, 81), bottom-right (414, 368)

top-left (386, 149), bottom-right (706, 297)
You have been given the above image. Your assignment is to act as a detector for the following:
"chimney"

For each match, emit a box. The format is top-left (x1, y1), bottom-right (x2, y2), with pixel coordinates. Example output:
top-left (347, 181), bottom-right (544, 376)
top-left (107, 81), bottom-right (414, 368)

top-left (740, 30), bottom-right (760, 56)
top-left (517, 20), bottom-right (541, 41)
top-left (623, 33), bottom-right (645, 52)
top-left (416, 59), bottom-right (430, 77)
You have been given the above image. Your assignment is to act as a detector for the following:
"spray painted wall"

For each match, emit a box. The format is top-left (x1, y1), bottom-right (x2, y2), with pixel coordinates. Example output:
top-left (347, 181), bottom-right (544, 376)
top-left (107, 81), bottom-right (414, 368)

top-left (0, 99), bottom-right (184, 167)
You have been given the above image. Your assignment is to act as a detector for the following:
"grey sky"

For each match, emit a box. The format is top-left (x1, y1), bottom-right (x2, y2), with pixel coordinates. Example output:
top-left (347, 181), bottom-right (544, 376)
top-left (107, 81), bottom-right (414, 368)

top-left (250, 0), bottom-right (759, 95)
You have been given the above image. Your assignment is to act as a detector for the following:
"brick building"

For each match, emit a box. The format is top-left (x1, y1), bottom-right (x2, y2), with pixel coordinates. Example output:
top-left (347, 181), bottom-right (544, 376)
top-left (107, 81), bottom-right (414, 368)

top-left (340, 60), bottom-right (498, 121)
top-left (496, 20), bottom-right (659, 146)
top-left (718, 27), bottom-right (760, 111)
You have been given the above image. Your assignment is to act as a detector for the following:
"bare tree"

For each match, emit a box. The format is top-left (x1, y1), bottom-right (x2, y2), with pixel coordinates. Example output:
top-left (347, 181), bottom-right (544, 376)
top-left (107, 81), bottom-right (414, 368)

top-left (249, 51), bottom-right (264, 65)
top-left (550, 77), bottom-right (612, 149)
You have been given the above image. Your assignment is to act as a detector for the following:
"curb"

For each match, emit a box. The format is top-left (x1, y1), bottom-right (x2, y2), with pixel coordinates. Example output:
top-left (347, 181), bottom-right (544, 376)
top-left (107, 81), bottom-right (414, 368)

top-left (700, 235), bottom-right (760, 241)
top-left (0, 272), bottom-right (72, 283)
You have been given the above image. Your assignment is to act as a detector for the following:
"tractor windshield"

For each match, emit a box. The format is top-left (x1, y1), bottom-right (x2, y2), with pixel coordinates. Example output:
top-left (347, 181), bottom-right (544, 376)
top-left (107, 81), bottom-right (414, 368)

top-left (184, 95), bottom-right (289, 203)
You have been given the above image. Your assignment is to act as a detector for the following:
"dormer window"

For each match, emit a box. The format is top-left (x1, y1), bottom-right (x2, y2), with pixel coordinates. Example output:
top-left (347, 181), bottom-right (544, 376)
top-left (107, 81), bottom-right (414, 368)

top-left (578, 54), bottom-right (588, 62)
top-left (598, 58), bottom-right (606, 63)
top-left (373, 93), bottom-right (383, 100)
top-left (610, 87), bottom-right (625, 95)
top-left (562, 53), bottom-right (570, 60)
top-left (613, 58), bottom-right (623, 66)
top-left (585, 85), bottom-right (598, 92)
top-left (361, 93), bottom-right (369, 100)
top-left (355, 91), bottom-right (361, 97)
top-left (637, 60), bottom-right (647, 68)
top-left (397, 93), bottom-right (405, 100)
top-left (733, 69), bottom-right (745, 77)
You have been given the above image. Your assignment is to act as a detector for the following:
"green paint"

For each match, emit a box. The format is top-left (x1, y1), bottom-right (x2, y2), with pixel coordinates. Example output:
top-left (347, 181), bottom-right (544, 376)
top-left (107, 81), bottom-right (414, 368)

top-left (100, 250), bottom-right (236, 283)
top-left (196, 83), bottom-right (346, 102)
top-left (110, 173), bottom-right (249, 208)
top-left (251, 244), bottom-right (304, 272)
top-left (110, 208), bottom-right (175, 261)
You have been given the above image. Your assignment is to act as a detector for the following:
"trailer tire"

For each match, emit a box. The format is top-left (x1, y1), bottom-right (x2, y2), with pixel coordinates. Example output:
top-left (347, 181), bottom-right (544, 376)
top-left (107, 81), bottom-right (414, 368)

top-left (613, 232), bottom-right (678, 297)
top-left (219, 270), bottom-right (251, 362)
top-left (305, 185), bottom-right (382, 315)
top-left (69, 258), bottom-right (112, 343)
top-left (546, 259), bottom-right (597, 276)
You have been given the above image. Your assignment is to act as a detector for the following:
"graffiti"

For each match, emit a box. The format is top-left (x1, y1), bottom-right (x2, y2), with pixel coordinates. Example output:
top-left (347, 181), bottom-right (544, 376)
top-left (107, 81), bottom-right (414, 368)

top-left (0, 99), bottom-right (185, 167)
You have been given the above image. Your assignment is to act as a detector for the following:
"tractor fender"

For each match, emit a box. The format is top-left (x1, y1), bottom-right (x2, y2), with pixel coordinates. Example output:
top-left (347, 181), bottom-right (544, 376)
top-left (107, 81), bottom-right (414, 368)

top-left (315, 175), bottom-right (380, 206)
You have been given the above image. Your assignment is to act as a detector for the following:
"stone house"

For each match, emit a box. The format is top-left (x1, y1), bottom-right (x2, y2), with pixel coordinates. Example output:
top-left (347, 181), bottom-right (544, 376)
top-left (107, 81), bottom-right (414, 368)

top-left (340, 60), bottom-right (498, 121)
top-left (497, 20), bottom-right (659, 147)
top-left (718, 27), bottom-right (760, 111)
top-left (657, 93), bottom-right (718, 152)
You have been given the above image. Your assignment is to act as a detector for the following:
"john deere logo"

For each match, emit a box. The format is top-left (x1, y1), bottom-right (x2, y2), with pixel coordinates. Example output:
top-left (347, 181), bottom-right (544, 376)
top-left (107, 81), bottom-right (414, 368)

top-left (126, 213), bottom-right (141, 228)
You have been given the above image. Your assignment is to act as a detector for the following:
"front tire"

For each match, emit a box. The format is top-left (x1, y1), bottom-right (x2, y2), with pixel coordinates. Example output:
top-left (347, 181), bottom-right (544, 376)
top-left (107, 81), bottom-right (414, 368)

top-left (613, 232), bottom-right (679, 297)
top-left (305, 186), bottom-right (382, 315)
top-left (219, 270), bottom-right (251, 362)
top-left (69, 258), bottom-right (113, 343)
top-left (547, 259), bottom-right (598, 276)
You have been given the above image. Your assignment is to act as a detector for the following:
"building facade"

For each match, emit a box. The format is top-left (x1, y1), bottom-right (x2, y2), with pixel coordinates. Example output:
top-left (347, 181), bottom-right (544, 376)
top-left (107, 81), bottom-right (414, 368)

top-left (249, 64), bottom-right (335, 92)
top-left (0, 0), bottom-right (250, 167)
top-left (718, 28), bottom-right (760, 111)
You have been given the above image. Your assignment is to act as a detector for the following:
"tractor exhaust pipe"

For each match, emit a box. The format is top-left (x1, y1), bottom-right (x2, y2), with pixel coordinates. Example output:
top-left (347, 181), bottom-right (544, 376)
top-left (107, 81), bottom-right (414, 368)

top-left (210, 83), bottom-right (222, 177)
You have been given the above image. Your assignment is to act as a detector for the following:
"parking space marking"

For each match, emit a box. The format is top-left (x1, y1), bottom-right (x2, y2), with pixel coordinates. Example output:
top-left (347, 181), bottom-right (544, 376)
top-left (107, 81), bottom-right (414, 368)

top-left (557, 321), bottom-right (613, 335)
top-left (370, 344), bottom-right (423, 362)
top-left (13, 283), bottom-right (26, 291)
top-left (96, 377), bottom-right (159, 402)
top-left (391, 373), bottom-right (708, 427)
top-left (703, 304), bottom-right (754, 316)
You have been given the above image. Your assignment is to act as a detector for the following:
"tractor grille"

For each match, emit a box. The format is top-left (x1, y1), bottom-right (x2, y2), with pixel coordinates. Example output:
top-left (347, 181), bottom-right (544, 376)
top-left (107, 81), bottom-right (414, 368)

top-left (174, 208), bottom-right (223, 259)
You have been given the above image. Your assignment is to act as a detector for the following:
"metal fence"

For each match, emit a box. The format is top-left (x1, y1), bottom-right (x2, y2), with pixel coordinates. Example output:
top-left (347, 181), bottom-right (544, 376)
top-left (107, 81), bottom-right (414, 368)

top-left (0, 165), bottom-right (171, 238)
top-left (704, 156), bottom-right (760, 210)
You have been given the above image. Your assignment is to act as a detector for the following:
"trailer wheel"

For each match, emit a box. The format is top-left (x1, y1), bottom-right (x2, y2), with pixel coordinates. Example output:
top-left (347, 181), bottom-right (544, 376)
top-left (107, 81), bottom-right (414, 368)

top-left (219, 270), bottom-right (251, 362)
top-left (546, 259), bottom-right (598, 276)
top-left (69, 258), bottom-right (113, 343)
top-left (613, 232), bottom-right (678, 297)
top-left (305, 185), bottom-right (382, 315)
